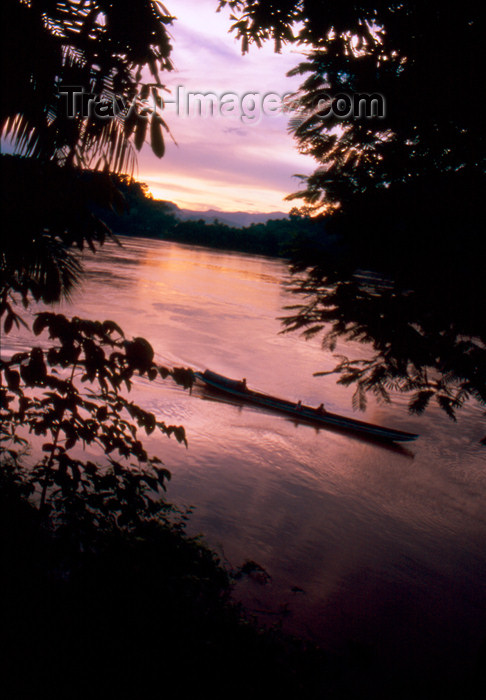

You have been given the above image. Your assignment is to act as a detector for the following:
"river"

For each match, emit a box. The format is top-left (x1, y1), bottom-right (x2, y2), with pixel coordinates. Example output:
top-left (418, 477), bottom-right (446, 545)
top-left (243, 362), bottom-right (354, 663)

top-left (10, 235), bottom-right (486, 688)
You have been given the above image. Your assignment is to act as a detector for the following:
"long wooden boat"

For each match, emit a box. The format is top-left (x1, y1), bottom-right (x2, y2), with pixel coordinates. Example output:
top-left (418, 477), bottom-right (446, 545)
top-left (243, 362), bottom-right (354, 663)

top-left (195, 369), bottom-right (419, 443)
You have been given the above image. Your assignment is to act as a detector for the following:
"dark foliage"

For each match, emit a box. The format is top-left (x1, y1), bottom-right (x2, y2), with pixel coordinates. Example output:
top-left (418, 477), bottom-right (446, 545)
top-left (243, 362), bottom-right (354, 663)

top-left (222, 2), bottom-right (485, 434)
top-left (0, 308), bottom-right (194, 521)
top-left (1, 0), bottom-right (173, 170)
top-left (1, 0), bottom-right (175, 305)
top-left (222, 1), bottom-right (482, 211)
top-left (168, 213), bottom-right (322, 258)
top-left (0, 2), bottom-right (184, 495)
top-left (0, 154), bottom-right (127, 305)
top-left (282, 173), bottom-right (486, 428)
top-left (1, 468), bottom-right (335, 699)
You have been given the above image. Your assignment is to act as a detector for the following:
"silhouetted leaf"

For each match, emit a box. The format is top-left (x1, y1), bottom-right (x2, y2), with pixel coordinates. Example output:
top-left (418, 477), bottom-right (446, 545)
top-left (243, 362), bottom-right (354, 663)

top-left (150, 114), bottom-right (165, 158)
top-left (409, 390), bottom-right (434, 415)
top-left (5, 369), bottom-right (20, 391)
top-left (134, 117), bottom-right (148, 151)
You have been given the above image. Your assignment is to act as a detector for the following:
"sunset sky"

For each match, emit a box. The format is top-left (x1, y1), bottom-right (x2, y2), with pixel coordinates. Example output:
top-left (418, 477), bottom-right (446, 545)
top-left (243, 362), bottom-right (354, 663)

top-left (138, 0), bottom-right (315, 213)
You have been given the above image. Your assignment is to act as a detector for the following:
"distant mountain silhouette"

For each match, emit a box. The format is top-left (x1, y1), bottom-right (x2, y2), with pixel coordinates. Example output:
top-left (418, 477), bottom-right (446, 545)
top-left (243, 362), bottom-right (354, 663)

top-left (160, 201), bottom-right (289, 227)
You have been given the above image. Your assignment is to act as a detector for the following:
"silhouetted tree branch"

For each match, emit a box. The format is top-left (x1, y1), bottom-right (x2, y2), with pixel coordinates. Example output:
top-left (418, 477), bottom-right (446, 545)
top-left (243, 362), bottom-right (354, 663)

top-left (222, 1), bottom-right (485, 435)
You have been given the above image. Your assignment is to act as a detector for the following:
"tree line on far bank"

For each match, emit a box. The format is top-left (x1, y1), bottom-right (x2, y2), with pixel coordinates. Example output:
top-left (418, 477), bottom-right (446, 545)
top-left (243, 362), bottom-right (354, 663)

top-left (101, 173), bottom-right (325, 258)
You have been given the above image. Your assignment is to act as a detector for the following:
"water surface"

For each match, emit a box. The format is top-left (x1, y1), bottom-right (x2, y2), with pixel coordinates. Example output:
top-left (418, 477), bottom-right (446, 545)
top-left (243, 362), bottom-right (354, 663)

top-left (14, 236), bottom-right (486, 686)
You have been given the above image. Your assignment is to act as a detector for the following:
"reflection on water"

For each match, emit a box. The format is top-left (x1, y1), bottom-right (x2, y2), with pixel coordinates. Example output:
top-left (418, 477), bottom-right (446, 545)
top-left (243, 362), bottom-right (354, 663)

top-left (22, 236), bottom-right (486, 683)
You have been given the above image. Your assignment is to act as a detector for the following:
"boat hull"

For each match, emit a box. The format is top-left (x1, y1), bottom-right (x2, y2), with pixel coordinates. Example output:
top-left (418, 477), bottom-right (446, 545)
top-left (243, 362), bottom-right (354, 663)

top-left (195, 370), bottom-right (419, 443)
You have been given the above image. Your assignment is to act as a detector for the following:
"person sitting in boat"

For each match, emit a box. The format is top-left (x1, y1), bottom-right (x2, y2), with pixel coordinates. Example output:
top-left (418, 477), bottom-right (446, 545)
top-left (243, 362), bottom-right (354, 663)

top-left (240, 377), bottom-right (247, 391)
top-left (296, 400), bottom-right (302, 410)
top-left (317, 403), bottom-right (326, 414)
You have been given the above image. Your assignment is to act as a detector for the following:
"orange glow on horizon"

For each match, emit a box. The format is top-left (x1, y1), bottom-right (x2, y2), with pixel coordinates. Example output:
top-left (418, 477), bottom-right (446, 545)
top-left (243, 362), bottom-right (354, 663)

top-left (142, 173), bottom-right (298, 214)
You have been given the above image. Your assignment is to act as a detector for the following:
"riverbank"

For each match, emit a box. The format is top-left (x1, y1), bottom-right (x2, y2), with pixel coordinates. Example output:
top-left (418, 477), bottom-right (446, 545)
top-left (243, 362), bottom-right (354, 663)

top-left (3, 468), bottom-right (482, 699)
top-left (1, 471), bottom-right (334, 698)
top-left (99, 173), bottom-right (326, 259)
